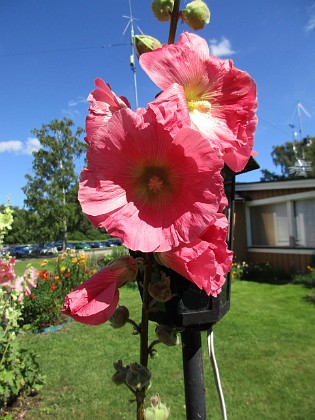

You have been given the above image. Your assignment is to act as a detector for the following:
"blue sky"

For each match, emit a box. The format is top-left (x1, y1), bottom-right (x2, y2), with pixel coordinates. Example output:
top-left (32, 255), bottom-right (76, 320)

top-left (1, 0), bottom-right (314, 207)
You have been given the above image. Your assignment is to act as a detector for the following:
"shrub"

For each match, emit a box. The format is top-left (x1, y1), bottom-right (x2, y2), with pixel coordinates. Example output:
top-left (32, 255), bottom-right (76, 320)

top-left (292, 265), bottom-right (315, 304)
top-left (21, 250), bottom-right (98, 331)
top-left (231, 261), bottom-right (248, 281)
top-left (292, 265), bottom-right (315, 288)
top-left (242, 262), bottom-right (291, 284)
top-left (0, 204), bottom-right (45, 409)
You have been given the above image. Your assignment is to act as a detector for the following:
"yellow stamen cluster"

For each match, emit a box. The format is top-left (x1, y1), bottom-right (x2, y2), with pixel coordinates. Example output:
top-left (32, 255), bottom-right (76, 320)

top-left (187, 99), bottom-right (211, 113)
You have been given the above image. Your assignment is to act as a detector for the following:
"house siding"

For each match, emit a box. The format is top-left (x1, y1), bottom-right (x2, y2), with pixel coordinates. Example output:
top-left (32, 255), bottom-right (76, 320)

top-left (233, 179), bottom-right (315, 273)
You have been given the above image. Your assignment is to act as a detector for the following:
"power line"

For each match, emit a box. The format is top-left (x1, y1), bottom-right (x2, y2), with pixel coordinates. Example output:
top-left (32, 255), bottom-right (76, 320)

top-left (0, 44), bottom-right (129, 57)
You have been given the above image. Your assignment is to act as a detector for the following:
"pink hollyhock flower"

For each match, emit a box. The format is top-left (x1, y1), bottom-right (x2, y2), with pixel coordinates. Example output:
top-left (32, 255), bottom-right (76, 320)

top-left (140, 32), bottom-right (258, 172)
top-left (11, 267), bottom-right (38, 301)
top-left (86, 78), bottom-right (131, 145)
top-left (79, 107), bottom-right (225, 252)
top-left (156, 214), bottom-right (233, 296)
top-left (62, 256), bottom-right (140, 325)
top-left (0, 257), bottom-right (16, 286)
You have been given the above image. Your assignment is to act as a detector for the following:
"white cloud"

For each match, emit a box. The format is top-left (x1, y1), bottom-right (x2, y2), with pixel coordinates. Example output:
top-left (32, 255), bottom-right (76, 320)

top-left (305, 7), bottom-right (315, 33)
top-left (0, 140), bottom-right (23, 153)
top-left (209, 37), bottom-right (236, 57)
top-left (67, 97), bottom-right (87, 107)
top-left (0, 137), bottom-right (41, 155)
top-left (25, 137), bottom-right (41, 155)
top-left (62, 96), bottom-right (88, 118)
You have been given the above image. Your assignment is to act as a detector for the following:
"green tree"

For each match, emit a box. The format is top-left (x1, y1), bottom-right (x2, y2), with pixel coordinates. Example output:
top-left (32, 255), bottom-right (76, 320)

top-left (261, 136), bottom-right (315, 180)
top-left (22, 118), bottom-right (86, 247)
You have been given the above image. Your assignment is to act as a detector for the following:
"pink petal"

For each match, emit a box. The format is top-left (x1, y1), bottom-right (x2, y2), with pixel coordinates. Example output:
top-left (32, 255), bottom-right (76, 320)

top-left (158, 214), bottom-right (233, 296)
top-left (140, 32), bottom-right (258, 173)
top-left (86, 78), bottom-right (131, 145)
top-left (79, 108), bottom-right (225, 252)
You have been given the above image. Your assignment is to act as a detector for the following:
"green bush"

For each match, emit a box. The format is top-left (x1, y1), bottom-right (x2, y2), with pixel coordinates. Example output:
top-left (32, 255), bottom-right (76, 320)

top-left (231, 261), bottom-right (248, 281)
top-left (21, 250), bottom-right (98, 331)
top-left (242, 262), bottom-right (291, 284)
top-left (0, 289), bottom-right (45, 410)
top-left (292, 265), bottom-right (315, 288)
top-left (0, 204), bottom-right (44, 410)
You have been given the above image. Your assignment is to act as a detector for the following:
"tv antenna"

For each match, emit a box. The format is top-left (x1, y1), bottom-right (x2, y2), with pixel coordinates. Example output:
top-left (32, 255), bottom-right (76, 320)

top-left (101, 0), bottom-right (143, 108)
top-left (289, 102), bottom-right (312, 177)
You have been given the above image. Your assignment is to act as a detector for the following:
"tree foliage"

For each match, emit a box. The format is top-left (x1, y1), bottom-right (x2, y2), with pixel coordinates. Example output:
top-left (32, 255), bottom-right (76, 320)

top-left (261, 136), bottom-right (315, 181)
top-left (22, 118), bottom-right (86, 245)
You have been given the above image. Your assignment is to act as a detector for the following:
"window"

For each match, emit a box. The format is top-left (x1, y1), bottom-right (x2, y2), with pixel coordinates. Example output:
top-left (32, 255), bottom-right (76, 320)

top-left (295, 199), bottom-right (315, 247)
top-left (248, 197), bottom-right (315, 249)
top-left (250, 203), bottom-right (290, 247)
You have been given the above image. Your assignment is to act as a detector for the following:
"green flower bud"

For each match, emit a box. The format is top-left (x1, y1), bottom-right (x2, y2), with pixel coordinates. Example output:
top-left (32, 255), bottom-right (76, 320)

top-left (181, 0), bottom-right (210, 30)
top-left (155, 324), bottom-right (178, 346)
top-left (109, 305), bottom-right (129, 329)
top-left (151, 0), bottom-right (174, 22)
top-left (125, 362), bottom-right (151, 390)
top-left (134, 35), bottom-right (162, 58)
top-left (145, 394), bottom-right (170, 420)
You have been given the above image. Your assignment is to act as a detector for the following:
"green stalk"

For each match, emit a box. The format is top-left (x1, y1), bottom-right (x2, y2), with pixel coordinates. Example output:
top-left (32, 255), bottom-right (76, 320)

top-left (136, 253), bottom-right (154, 420)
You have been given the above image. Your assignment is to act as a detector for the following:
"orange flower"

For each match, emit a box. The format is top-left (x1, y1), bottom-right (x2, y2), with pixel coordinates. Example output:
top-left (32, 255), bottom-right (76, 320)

top-left (39, 269), bottom-right (49, 280)
top-left (63, 273), bottom-right (72, 278)
top-left (50, 284), bottom-right (57, 291)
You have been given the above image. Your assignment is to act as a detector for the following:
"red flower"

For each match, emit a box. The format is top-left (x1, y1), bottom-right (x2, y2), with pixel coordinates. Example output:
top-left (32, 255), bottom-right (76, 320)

top-left (39, 269), bottom-right (49, 280)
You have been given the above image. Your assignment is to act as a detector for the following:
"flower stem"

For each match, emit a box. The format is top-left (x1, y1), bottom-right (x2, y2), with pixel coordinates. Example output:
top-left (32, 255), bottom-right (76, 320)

top-left (168, 0), bottom-right (181, 44)
top-left (136, 253), bottom-right (154, 420)
top-left (126, 318), bottom-right (141, 334)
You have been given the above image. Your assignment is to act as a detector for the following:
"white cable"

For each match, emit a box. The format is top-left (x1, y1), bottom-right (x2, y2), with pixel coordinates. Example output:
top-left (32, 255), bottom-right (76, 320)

top-left (207, 329), bottom-right (228, 420)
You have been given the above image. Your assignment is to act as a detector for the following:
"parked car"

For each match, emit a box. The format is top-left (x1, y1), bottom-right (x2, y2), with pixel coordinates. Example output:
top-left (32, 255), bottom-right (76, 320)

top-left (107, 238), bottom-right (122, 247)
top-left (89, 241), bottom-right (104, 249)
top-left (9, 245), bottom-right (33, 258)
top-left (39, 245), bottom-right (58, 255)
top-left (47, 241), bottom-right (75, 252)
top-left (73, 242), bottom-right (90, 250)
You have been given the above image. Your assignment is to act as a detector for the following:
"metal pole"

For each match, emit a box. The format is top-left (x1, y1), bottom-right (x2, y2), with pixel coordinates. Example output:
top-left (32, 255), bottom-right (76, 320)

top-left (181, 328), bottom-right (207, 420)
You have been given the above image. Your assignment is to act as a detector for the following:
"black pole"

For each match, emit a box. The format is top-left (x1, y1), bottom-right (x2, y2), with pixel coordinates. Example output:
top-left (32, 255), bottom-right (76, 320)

top-left (181, 328), bottom-right (207, 420)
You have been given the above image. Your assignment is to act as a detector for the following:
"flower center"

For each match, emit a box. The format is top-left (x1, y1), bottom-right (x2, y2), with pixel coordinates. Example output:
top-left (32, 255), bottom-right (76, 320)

top-left (133, 165), bottom-right (174, 205)
top-left (148, 175), bottom-right (164, 193)
top-left (187, 100), bottom-right (211, 113)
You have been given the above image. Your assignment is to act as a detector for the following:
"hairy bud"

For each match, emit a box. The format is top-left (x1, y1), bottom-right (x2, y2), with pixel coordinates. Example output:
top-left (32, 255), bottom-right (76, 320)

top-left (134, 35), bottom-right (162, 57)
top-left (109, 305), bottom-right (129, 329)
top-left (181, 0), bottom-right (210, 30)
top-left (155, 324), bottom-right (178, 346)
top-left (112, 360), bottom-right (129, 385)
top-left (148, 272), bottom-right (175, 302)
top-left (145, 394), bottom-right (170, 419)
top-left (151, 0), bottom-right (174, 22)
top-left (125, 362), bottom-right (151, 390)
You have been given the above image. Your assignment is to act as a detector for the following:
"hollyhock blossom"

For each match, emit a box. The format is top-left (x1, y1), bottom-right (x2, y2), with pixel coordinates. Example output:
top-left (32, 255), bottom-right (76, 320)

top-left (79, 107), bottom-right (225, 252)
top-left (0, 257), bottom-right (16, 286)
top-left (140, 32), bottom-right (258, 172)
top-left (156, 213), bottom-right (233, 296)
top-left (85, 78), bottom-right (131, 145)
top-left (11, 267), bottom-right (38, 301)
top-left (62, 256), bottom-right (139, 325)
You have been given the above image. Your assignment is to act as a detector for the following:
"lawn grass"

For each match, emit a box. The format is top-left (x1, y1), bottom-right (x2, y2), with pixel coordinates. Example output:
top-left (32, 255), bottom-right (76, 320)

top-left (14, 258), bottom-right (56, 276)
top-left (18, 281), bottom-right (315, 419)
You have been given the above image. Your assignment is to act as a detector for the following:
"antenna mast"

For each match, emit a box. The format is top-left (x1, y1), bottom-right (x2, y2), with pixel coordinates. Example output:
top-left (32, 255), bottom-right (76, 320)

top-left (289, 102), bottom-right (312, 177)
top-left (125, 0), bottom-right (139, 108)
